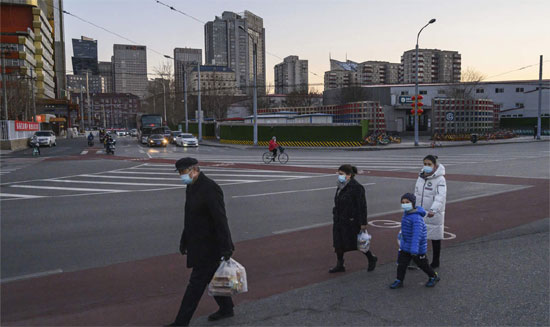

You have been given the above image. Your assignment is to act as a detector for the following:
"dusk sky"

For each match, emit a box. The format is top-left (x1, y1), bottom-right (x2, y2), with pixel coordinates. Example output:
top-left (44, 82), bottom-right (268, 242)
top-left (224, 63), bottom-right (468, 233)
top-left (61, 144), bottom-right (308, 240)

top-left (64, 0), bottom-right (550, 92)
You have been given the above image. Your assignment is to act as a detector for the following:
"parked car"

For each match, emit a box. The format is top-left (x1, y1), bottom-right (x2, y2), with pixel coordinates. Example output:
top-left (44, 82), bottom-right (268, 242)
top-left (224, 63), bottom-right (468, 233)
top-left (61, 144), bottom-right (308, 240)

top-left (175, 133), bottom-right (199, 147)
top-left (116, 130), bottom-right (129, 136)
top-left (147, 134), bottom-right (168, 147)
top-left (169, 131), bottom-right (181, 144)
top-left (29, 131), bottom-right (56, 147)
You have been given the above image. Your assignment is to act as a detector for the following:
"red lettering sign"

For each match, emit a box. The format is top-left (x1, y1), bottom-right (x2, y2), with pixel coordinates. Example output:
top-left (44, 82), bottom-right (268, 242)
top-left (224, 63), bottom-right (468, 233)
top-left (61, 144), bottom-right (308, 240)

top-left (15, 121), bottom-right (40, 131)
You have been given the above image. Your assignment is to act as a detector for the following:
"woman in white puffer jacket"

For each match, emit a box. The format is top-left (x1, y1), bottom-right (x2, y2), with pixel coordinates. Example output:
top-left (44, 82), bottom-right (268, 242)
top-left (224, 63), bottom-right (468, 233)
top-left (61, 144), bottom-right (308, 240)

top-left (414, 155), bottom-right (447, 268)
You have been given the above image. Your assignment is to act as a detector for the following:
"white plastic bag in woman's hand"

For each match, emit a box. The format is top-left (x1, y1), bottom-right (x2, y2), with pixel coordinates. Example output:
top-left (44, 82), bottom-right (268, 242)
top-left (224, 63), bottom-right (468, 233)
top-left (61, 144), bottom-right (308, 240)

top-left (208, 258), bottom-right (248, 297)
top-left (357, 230), bottom-right (371, 253)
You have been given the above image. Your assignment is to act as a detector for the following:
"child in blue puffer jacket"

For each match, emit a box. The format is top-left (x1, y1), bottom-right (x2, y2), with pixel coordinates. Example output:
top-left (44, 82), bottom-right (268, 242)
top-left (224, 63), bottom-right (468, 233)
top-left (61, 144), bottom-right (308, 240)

top-left (390, 193), bottom-right (440, 289)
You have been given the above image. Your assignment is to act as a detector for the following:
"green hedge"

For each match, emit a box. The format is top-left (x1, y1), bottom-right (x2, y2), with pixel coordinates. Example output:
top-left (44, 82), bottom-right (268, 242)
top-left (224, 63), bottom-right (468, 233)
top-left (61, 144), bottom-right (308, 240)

top-left (187, 122), bottom-right (216, 137)
top-left (220, 124), bottom-right (363, 142)
top-left (500, 118), bottom-right (549, 129)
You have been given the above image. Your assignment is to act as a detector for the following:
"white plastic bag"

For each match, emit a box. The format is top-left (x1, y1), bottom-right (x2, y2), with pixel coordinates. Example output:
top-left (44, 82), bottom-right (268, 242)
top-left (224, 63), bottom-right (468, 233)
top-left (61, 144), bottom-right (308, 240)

top-left (357, 230), bottom-right (371, 253)
top-left (397, 230), bottom-right (403, 249)
top-left (208, 258), bottom-right (248, 297)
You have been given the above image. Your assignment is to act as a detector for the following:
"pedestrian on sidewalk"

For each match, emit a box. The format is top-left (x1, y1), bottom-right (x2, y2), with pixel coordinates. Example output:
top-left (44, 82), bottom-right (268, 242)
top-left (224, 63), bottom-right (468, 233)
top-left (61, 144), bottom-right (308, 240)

top-left (534, 125), bottom-right (538, 139)
top-left (167, 157), bottom-right (235, 327)
top-left (390, 193), bottom-right (440, 289)
top-left (329, 164), bottom-right (377, 273)
top-left (414, 155), bottom-right (447, 269)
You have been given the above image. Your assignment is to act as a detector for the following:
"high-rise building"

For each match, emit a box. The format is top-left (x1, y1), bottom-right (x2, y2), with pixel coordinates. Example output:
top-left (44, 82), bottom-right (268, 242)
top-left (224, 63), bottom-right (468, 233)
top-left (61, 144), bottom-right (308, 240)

top-left (113, 44), bottom-right (148, 98)
top-left (205, 10), bottom-right (266, 95)
top-left (357, 61), bottom-right (400, 85)
top-left (274, 56), bottom-right (308, 94)
top-left (400, 49), bottom-right (461, 84)
top-left (174, 48), bottom-right (202, 102)
top-left (71, 36), bottom-right (98, 75)
top-left (98, 61), bottom-right (113, 93)
top-left (0, 0), bottom-right (56, 100)
top-left (66, 74), bottom-right (105, 94)
top-left (324, 59), bottom-right (400, 90)
top-left (189, 65), bottom-right (237, 95)
top-left (45, 0), bottom-right (66, 99)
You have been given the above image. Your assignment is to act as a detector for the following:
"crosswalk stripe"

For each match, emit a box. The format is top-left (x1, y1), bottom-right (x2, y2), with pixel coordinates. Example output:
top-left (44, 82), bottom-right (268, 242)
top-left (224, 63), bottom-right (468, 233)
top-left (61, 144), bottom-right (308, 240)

top-left (0, 193), bottom-right (44, 199)
top-left (45, 179), bottom-right (180, 187)
top-left (10, 185), bottom-right (126, 192)
top-left (78, 174), bottom-right (179, 181)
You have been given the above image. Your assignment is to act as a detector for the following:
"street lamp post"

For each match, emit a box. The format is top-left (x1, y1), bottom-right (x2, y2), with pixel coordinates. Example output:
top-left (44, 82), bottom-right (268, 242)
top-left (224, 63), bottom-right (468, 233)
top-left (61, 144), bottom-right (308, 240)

top-left (414, 18), bottom-right (436, 146)
top-left (239, 25), bottom-right (258, 146)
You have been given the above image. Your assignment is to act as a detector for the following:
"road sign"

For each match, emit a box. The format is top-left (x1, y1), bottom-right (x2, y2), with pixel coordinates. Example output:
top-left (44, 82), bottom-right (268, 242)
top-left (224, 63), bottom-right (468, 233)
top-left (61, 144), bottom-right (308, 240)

top-left (399, 96), bottom-right (413, 104)
top-left (446, 112), bottom-right (455, 121)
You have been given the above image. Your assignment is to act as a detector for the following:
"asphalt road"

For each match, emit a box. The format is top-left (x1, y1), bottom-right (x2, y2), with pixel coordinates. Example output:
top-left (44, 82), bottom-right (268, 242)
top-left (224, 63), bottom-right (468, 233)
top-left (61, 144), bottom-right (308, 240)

top-left (1, 136), bottom-right (549, 325)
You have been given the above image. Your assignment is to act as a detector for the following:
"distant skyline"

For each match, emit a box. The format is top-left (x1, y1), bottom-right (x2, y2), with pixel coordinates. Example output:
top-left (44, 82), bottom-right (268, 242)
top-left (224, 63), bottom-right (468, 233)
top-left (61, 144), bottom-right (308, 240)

top-left (64, 0), bottom-right (550, 92)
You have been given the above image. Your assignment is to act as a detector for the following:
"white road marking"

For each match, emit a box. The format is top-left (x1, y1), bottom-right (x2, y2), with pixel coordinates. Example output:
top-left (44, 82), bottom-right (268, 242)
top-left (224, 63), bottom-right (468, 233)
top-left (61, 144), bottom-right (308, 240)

top-left (80, 150), bottom-right (88, 155)
top-left (10, 185), bottom-right (127, 193)
top-left (0, 193), bottom-right (44, 199)
top-left (46, 179), bottom-right (180, 187)
top-left (272, 184), bottom-right (532, 235)
top-left (78, 174), bottom-right (180, 181)
top-left (146, 152), bottom-right (152, 158)
top-left (233, 183), bottom-right (376, 199)
top-left (1, 269), bottom-right (63, 283)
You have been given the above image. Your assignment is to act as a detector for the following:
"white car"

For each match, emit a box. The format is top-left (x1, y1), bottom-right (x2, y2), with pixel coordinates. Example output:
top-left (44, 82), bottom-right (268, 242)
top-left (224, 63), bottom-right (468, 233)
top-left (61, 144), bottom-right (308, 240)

top-left (175, 133), bottom-right (199, 147)
top-left (116, 130), bottom-right (128, 136)
top-left (31, 131), bottom-right (56, 147)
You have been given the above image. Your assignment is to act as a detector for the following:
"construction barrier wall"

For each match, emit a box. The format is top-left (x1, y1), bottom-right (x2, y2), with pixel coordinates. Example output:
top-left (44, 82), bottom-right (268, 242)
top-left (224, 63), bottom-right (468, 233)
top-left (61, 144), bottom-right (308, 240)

top-left (220, 124), bottom-right (363, 147)
top-left (186, 122), bottom-right (217, 140)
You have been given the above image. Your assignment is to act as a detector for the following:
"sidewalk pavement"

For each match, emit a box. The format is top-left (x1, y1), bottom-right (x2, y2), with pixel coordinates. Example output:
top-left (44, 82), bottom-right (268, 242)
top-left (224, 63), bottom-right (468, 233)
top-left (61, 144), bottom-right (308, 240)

top-left (193, 218), bottom-right (549, 326)
top-left (199, 136), bottom-right (550, 151)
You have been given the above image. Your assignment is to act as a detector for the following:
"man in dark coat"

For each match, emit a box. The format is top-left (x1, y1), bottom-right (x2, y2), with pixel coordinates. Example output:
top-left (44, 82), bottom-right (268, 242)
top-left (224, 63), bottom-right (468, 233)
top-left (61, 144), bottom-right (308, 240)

top-left (167, 157), bottom-right (235, 327)
top-left (330, 164), bottom-right (377, 273)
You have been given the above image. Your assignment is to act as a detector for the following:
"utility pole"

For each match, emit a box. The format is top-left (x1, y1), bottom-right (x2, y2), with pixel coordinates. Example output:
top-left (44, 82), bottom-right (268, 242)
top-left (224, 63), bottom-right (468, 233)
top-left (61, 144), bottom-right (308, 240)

top-left (102, 104), bottom-right (106, 129)
top-left (31, 67), bottom-right (36, 122)
top-left (85, 71), bottom-right (91, 129)
top-left (184, 68), bottom-right (188, 133)
top-left (537, 55), bottom-right (543, 140)
top-left (197, 62), bottom-right (202, 141)
top-left (1, 52), bottom-right (8, 120)
top-left (79, 86), bottom-right (84, 131)
top-left (252, 40), bottom-right (258, 145)
top-left (162, 79), bottom-right (167, 123)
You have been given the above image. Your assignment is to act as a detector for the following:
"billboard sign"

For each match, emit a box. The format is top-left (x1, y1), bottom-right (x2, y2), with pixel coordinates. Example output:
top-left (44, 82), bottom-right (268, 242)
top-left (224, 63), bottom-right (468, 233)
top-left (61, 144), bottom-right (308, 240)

top-left (14, 121), bottom-right (40, 131)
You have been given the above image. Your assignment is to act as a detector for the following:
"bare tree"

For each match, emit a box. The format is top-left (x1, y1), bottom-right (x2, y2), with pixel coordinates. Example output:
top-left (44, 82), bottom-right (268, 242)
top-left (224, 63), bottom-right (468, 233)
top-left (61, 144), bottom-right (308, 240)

top-left (444, 67), bottom-right (486, 99)
top-left (4, 73), bottom-right (32, 120)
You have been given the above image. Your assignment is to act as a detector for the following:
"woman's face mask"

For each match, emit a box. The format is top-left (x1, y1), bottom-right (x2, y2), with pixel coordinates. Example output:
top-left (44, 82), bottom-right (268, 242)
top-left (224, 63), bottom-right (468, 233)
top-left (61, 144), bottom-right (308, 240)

top-left (337, 174), bottom-right (347, 183)
top-left (423, 160), bottom-right (435, 174)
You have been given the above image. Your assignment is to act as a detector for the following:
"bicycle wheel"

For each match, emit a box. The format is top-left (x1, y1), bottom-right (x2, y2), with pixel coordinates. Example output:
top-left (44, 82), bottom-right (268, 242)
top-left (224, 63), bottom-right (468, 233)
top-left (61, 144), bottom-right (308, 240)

top-left (262, 152), bottom-right (273, 164)
top-left (278, 152), bottom-right (289, 164)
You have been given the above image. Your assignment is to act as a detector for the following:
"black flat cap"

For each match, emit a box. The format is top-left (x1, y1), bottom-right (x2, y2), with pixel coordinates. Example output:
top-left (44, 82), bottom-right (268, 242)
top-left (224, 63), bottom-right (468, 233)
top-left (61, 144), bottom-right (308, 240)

top-left (175, 157), bottom-right (199, 171)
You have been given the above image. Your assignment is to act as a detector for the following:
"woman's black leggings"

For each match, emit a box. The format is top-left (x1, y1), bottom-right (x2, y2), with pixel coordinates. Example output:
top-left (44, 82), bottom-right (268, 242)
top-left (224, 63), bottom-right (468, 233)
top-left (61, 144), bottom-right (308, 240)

top-left (432, 240), bottom-right (441, 264)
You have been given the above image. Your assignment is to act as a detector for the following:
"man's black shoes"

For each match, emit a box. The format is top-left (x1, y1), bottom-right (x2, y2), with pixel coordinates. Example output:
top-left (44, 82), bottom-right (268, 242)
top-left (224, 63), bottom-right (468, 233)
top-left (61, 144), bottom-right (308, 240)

top-left (208, 309), bottom-right (234, 321)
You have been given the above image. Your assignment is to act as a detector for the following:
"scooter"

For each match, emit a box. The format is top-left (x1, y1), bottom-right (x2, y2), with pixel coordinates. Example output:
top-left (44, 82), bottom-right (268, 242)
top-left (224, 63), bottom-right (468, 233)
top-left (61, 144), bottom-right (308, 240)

top-left (105, 140), bottom-right (116, 155)
top-left (30, 140), bottom-right (40, 156)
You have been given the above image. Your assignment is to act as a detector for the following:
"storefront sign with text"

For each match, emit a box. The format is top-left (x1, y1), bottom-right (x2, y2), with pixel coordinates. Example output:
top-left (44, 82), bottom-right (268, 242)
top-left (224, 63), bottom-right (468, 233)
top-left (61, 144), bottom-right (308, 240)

top-left (14, 121), bottom-right (40, 131)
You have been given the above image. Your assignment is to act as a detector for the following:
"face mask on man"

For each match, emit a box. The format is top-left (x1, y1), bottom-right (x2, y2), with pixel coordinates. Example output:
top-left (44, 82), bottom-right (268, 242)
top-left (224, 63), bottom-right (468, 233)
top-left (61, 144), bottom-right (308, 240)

top-left (337, 175), bottom-right (347, 183)
top-left (422, 166), bottom-right (433, 174)
top-left (180, 173), bottom-right (193, 184)
top-left (401, 203), bottom-right (413, 212)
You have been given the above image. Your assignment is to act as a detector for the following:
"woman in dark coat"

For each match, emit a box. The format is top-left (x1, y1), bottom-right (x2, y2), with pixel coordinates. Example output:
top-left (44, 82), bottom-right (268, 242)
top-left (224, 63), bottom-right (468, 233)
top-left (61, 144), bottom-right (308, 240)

top-left (330, 164), bottom-right (377, 273)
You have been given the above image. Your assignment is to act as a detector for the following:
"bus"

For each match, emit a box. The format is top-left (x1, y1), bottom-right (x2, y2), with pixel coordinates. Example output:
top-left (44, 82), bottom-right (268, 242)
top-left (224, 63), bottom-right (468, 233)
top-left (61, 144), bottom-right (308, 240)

top-left (137, 114), bottom-right (163, 144)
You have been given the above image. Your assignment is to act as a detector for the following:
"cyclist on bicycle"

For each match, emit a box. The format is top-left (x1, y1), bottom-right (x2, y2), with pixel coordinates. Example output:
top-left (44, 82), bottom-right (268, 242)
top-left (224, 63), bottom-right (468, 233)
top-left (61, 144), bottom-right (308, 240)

top-left (268, 136), bottom-right (279, 162)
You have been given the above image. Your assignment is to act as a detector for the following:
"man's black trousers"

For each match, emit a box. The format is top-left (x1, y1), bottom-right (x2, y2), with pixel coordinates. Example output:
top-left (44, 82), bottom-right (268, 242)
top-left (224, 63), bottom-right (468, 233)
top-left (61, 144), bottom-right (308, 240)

top-left (173, 261), bottom-right (234, 326)
top-left (396, 250), bottom-right (436, 281)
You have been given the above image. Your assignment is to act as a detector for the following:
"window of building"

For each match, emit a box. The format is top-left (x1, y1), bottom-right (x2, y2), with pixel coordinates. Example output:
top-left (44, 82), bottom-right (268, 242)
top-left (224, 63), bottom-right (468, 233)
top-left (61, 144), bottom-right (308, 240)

top-left (419, 90), bottom-right (427, 95)
top-left (515, 103), bottom-right (524, 108)
top-left (495, 88), bottom-right (504, 93)
top-left (516, 87), bottom-right (524, 93)
top-left (437, 89), bottom-right (446, 95)
top-left (476, 88), bottom-right (484, 94)
top-left (401, 91), bottom-right (409, 95)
